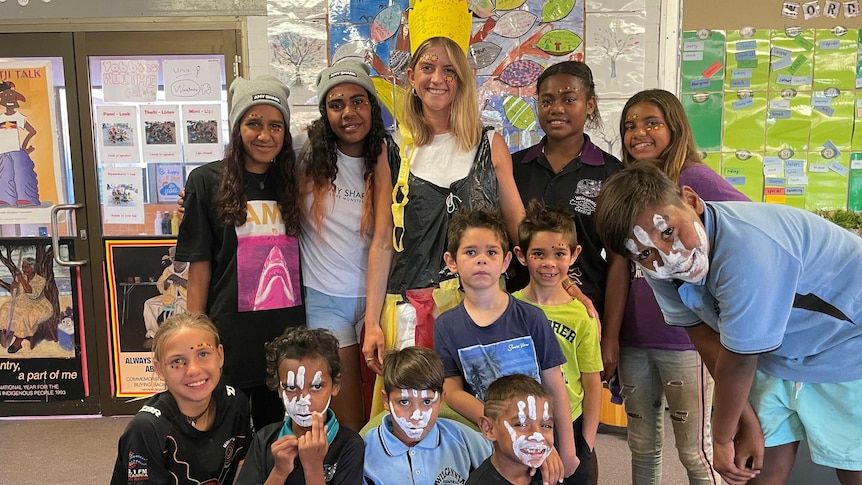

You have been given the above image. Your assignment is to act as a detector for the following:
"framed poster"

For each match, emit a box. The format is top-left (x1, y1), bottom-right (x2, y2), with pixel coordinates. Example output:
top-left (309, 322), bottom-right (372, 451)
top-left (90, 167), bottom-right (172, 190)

top-left (105, 238), bottom-right (189, 397)
top-left (0, 239), bottom-right (85, 402)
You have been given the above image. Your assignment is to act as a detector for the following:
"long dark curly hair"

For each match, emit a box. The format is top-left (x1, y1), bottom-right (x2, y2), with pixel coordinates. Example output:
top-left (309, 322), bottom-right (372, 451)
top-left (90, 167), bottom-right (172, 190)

top-left (216, 123), bottom-right (300, 235)
top-left (299, 90), bottom-right (386, 237)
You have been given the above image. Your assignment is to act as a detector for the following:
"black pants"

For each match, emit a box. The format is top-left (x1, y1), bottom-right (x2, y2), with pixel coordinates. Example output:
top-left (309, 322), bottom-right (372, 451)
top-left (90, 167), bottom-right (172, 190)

top-left (564, 415), bottom-right (595, 485)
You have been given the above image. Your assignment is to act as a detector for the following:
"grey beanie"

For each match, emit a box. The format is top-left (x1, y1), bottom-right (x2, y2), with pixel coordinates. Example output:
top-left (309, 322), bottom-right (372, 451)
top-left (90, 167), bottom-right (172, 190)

top-left (315, 61), bottom-right (377, 114)
top-left (228, 75), bottom-right (291, 131)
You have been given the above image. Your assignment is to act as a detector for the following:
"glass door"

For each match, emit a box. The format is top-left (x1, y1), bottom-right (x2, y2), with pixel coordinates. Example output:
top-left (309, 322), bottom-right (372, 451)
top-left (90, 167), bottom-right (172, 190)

top-left (0, 33), bottom-right (97, 416)
top-left (74, 30), bottom-right (238, 415)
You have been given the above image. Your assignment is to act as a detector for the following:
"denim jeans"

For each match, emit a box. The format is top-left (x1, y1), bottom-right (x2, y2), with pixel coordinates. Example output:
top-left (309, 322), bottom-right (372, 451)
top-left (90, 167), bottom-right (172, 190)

top-left (618, 347), bottom-right (719, 485)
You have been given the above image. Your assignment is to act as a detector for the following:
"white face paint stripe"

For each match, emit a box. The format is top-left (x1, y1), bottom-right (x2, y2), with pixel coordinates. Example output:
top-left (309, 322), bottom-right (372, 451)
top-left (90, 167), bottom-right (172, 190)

top-left (311, 371), bottom-right (322, 386)
top-left (517, 400), bottom-right (527, 424)
top-left (625, 239), bottom-right (639, 256)
top-left (412, 389), bottom-right (418, 397)
top-left (633, 225), bottom-right (653, 247)
top-left (287, 370), bottom-right (295, 388)
top-left (296, 366), bottom-right (306, 390)
top-left (527, 395), bottom-right (537, 421)
top-left (401, 389), bottom-right (408, 399)
top-left (542, 401), bottom-right (549, 422)
top-left (653, 214), bottom-right (668, 232)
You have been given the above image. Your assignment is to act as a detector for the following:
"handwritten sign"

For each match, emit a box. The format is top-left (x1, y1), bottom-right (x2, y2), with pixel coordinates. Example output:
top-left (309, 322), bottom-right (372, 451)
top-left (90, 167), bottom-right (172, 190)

top-left (164, 59), bottom-right (222, 102)
top-left (101, 60), bottom-right (158, 103)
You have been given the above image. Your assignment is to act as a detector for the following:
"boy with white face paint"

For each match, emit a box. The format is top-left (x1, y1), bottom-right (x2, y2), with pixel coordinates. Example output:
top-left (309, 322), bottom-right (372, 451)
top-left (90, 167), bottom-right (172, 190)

top-left (363, 347), bottom-right (491, 485)
top-left (512, 201), bottom-right (603, 485)
top-left (237, 327), bottom-right (365, 485)
top-left (469, 374), bottom-right (556, 485)
top-left (596, 163), bottom-right (862, 485)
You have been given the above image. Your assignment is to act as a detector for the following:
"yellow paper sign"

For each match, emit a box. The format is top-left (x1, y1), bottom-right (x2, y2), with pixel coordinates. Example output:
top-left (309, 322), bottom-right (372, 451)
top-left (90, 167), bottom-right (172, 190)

top-left (409, 0), bottom-right (472, 54)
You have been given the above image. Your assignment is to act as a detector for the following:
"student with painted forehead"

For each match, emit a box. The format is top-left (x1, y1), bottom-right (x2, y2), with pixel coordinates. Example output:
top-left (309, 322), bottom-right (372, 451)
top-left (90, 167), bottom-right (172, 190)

top-left (468, 374), bottom-right (557, 485)
top-left (363, 346), bottom-right (491, 485)
top-left (236, 327), bottom-right (364, 485)
top-left (596, 163), bottom-right (862, 485)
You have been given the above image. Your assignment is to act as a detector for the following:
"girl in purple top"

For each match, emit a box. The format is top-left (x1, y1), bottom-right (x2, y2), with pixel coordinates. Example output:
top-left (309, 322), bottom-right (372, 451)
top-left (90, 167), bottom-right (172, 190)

top-left (610, 89), bottom-right (749, 485)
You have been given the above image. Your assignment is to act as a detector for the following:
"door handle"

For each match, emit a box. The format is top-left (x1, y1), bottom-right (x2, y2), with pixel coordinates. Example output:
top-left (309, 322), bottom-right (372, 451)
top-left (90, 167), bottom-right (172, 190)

top-left (50, 203), bottom-right (87, 267)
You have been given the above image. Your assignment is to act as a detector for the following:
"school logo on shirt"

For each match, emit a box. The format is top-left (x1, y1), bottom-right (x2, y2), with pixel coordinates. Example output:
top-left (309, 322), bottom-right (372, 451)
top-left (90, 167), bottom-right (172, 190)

top-left (569, 178), bottom-right (602, 215)
top-left (127, 451), bottom-right (149, 481)
top-left (435, 466), bottom-right (466, 485)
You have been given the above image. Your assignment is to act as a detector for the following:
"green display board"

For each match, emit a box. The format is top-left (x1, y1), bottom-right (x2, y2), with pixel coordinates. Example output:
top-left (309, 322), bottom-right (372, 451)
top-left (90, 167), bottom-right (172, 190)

top-left (681, 27), bottom-right (859, 211)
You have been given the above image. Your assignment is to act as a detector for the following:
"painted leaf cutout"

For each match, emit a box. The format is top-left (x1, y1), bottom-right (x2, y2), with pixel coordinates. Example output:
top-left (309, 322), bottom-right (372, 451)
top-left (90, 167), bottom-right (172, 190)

top-left (389, 50), bottom-right (411, 74)
top-left (468, 41), bottom-right (503, 69)
top-left (492, 10), bottom-right (537, 38)
top-left (498, 59), bottom-right (543, 87)
top-left (503, 95), bottom-right (537, 130)
top-left (496, 0), bottom-right (527, 10)
top-left (332, 40), bottom-right (372, 65)
top-left (542, 0), bottom-right (575, 22)
top-left (371, 5), bottom-right (402, 43)
top-left (537, 30), bottom-right (582, 56)
top-left (468, 0), bottom-right (495, 18)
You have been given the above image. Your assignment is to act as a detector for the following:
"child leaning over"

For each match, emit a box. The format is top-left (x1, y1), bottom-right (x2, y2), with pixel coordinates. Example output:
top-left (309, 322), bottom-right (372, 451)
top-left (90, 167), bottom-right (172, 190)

top-left (512, 201), bottom-right (602, 485)
top-left (364, 346), bottom-right (492, 485)
top-left (595, 163), bottom-right (862, 484)
top-left (236, 327), bottom-right (364, 485)
top-left (468, 374), bottom-right (558, 485)
top-left (433, 207), bottom-right (577, 485)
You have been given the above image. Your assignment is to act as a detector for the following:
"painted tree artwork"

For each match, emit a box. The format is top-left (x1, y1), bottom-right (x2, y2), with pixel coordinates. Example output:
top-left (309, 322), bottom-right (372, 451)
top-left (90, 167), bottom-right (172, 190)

top-left (271, 32), bottom-right (326, 86)
top-left (592, 26), bottom-right (638, 78)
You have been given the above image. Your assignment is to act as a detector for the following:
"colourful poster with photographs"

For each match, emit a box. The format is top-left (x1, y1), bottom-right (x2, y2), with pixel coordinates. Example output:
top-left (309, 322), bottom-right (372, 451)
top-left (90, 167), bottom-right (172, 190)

top-left (0, 60), bottom-right (65, 222)
top-left (105, 239), bottom-right (190, 397)
top-left (102, 167), bottom-right (145, 224)
top-left (96, 105), bottom-right (140, 163)
top-left (181, 104), bottom-right (223, 162)
top-left (140, 105), bottom-right (182, 161)
top-left (0, 240), bottom-right (85, 402)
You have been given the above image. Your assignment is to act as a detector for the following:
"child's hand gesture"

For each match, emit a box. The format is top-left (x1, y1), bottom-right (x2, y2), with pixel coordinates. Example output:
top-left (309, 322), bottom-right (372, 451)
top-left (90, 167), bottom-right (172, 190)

top-left (270, 434), bottom-right (299, 479)
top-left (533, 446), bottom-right (573, 485)
top-left (298, 412), bottom-right (329, 482)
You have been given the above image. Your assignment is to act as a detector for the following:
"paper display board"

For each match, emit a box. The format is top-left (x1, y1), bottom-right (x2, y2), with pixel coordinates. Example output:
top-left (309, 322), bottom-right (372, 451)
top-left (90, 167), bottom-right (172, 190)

top-left (681, 26), bottom-right (862, 210)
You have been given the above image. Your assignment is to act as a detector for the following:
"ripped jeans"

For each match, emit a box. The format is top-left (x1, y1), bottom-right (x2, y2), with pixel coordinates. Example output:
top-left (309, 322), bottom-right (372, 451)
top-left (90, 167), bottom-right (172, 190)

top-left (618, 347), bottom-right (719, 485)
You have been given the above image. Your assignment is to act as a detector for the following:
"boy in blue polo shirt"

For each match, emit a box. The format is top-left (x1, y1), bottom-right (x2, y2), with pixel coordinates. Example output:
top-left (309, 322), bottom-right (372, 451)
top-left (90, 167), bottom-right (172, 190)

top-left (595, 163), bottom-right (862, 484)
top-left (363, 346), bottom-right (491, 485)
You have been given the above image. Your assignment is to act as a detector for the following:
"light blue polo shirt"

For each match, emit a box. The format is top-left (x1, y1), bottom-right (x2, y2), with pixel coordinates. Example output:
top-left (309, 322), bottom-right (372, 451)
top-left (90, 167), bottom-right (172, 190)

top-left (363, 416), bottom-right (492, 485)
top-left (646, 200), bottom-right (862, 383)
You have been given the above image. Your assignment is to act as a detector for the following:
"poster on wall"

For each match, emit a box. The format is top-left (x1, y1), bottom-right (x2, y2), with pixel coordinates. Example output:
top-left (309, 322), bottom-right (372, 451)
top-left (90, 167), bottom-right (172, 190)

top-left (96, 105), bottom-right (140, 163)
top-left (100, 59), bottom-right (158, 103)
top-left (102, 167), bottom-right (145, 224)
top-left (0, 240), bottom-right (85, 402)
top-left (154, 164), bottom-right (183, 203)
top-left (105, 239), bottom-right (190, 397)
top-left (181, 104), bottom-right (223, 162)
top-left (163, 59), bottom-right (223, 102)
top-left (0, 60), bottom-right (66, 224)
top-left (140, 105), bottom-right (182, 162)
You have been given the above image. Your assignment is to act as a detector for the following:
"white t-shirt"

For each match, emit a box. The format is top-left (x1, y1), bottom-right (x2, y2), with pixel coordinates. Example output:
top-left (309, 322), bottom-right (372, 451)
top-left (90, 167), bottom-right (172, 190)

top-left (0, 112), bottom-right (27, 153)
top-left (300, 150), bottom-right (369, 297)
top-left (408, 132), bottom-right (487, 188)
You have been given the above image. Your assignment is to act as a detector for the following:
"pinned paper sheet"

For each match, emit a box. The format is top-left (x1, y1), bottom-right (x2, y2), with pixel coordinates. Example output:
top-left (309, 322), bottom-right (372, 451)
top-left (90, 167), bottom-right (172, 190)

top-left (409, 0), bottom-right (472, 54)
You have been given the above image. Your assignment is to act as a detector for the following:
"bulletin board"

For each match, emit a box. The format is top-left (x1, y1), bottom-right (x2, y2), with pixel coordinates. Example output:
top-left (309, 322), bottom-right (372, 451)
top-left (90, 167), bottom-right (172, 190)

top-left (680, 0), bottom-right (862, 210)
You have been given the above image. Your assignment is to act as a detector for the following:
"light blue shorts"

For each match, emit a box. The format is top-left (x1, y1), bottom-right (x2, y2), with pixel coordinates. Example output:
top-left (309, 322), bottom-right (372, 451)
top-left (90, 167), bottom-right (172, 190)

top-left (750, 369), bottom-right (862, 470)
top-left (304, 286), bottom-right (365, 348)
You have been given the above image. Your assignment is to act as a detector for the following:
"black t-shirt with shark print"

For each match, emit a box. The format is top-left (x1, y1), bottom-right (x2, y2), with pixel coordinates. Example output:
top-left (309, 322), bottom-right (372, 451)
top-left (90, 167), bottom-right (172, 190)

top-left (176, 160), bottom-right (306, 389)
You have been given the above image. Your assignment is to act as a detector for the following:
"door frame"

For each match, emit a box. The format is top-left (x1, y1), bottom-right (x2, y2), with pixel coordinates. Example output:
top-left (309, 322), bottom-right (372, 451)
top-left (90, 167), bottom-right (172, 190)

top-left (73, 30), bottom-right (239, 416)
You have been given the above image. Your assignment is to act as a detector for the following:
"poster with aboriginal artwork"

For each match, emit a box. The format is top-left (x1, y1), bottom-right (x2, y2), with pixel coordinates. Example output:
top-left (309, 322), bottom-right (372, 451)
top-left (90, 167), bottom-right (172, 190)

top-left (0, 240), bottom-right (85, 402)
top-left (267, 0), bottom-right (656, 152)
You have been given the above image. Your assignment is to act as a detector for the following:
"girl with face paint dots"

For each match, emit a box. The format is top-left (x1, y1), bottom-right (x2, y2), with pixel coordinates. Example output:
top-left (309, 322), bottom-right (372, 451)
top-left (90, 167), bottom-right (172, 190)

top-left (298, 60), bottom-right (394, 432)
top-left (111, 313), bottom-right (251, 485)
top-left (612, 89), bottom-right (749, 485)
top-left (236, 327), bottom-right (364, 485)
